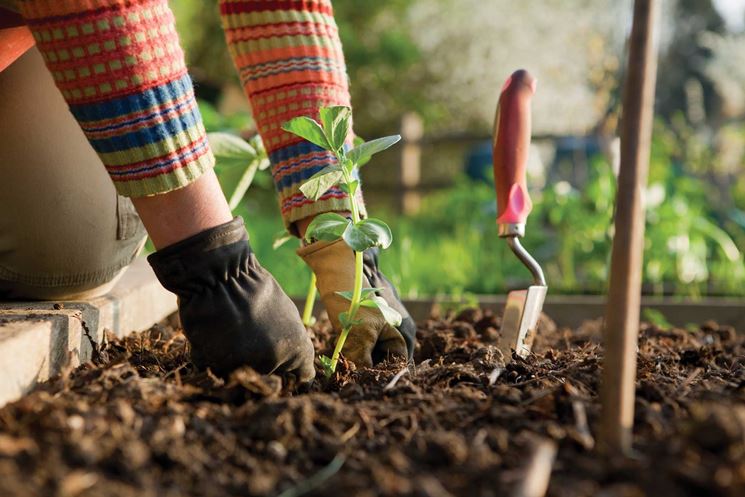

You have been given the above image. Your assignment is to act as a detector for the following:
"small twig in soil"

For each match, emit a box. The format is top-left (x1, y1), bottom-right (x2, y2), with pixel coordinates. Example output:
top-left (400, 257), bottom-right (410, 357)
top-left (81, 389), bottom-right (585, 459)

top-left (511, 438), bottom-right (557, 497)
top-left (571, 400), bottom-right (595, 450)
top-left (379, 412), bottom-right (410, 429)
top-left (681, 367), bottom-right (702, 390)
top-left (519, 389), bottom-right (555, 406)
top-left (357, 410), bottom-right (375, 439)
top-left (415, 358), bottom-right (432, 372)
top-left (488, 367), bottom-right (503, 386)
top-left (164, 363), bottom-right (188, 386)
top-left (275, 454), bottom-right (345, 497)
top-left (402, 412), bottom-right (419, 443)
top-left (384, 367), bottom-right (409, 391)
top-left (162, 334), bottom-right (184, 354)
top-left (339, 423), bottom-right (360, 443)
top-left (417, 475), bottom-right (456, 497)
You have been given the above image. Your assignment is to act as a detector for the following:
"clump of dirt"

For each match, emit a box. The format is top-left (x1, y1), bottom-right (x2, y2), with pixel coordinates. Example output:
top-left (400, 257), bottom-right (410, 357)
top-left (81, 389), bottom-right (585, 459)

top-left (0, 308), bottom-right (743, 497)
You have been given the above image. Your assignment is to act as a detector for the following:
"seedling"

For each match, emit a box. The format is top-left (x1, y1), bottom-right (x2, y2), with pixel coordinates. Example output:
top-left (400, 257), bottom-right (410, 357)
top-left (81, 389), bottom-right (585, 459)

top-left (207, 132), bottom-right (270, 211)
top-left (283, 106), bottom-right (402, 376)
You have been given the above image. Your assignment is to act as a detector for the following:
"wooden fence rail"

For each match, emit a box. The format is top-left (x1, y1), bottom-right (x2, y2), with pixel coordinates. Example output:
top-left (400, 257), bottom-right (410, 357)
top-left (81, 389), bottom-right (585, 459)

top-left (395, 112), bottom-right (598, 215)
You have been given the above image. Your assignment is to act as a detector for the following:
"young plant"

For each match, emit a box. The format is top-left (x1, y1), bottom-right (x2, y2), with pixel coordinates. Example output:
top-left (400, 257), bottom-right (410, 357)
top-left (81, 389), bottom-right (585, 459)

top-left (207, 132), bottom-right (270, 211)
top-left (282, 106), bottom-right (402, 376)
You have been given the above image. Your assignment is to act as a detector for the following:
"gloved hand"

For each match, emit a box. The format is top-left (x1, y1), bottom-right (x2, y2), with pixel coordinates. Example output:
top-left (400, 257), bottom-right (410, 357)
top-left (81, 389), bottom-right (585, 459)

top-left (298, 238), bottom-right (416, 368)
top-left (148, 217), bottom-right (315, 382)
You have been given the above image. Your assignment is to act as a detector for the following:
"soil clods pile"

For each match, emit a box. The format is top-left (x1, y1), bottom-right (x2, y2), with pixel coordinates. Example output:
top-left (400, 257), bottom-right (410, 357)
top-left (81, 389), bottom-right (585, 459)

top-left (0, 309), bottom-right (743, 497)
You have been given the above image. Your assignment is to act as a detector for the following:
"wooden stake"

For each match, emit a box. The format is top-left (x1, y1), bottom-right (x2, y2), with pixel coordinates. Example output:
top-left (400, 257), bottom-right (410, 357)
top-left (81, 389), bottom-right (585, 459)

top-left (600, 0), bottom-right (660, 455)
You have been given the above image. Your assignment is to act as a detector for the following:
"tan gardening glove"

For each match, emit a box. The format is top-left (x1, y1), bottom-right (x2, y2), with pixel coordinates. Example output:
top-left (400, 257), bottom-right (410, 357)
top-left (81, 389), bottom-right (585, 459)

top-left (298, 238), bottom-right (414, 368)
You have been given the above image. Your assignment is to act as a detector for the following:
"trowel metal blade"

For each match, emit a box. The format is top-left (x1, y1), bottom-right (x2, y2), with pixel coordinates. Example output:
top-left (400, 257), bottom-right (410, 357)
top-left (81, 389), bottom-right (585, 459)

top-left (498, 285), bottom-right (548, 361)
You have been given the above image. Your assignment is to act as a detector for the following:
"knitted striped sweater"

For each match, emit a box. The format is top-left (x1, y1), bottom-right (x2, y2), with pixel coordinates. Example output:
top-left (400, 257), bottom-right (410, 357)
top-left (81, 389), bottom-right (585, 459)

top-left (219, 0), bottom-right (364, 226)
top-left (19, 0), bottom-right (360, 228)
top-left (19, 0), bottom-right (214, 197)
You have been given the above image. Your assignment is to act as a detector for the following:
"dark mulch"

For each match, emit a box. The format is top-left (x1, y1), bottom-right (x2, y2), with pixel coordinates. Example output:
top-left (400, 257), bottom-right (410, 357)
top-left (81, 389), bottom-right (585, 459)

top-left (0, 308), bottom-right (743, 497)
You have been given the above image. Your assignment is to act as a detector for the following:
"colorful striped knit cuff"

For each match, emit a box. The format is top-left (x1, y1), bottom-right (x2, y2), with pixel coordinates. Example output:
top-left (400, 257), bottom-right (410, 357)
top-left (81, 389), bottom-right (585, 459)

top-left (220, 0), bottom-right (360, 229)
top-left (20, 0), bottom-right (214, 197)
top-left (272, 141), bottom-right (366, 229)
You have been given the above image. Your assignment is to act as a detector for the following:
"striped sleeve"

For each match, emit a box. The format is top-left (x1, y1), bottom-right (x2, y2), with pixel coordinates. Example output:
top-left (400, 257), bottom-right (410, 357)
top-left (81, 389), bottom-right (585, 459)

top-left (18, 0), bottom-right (214, 197)
top-left (219, 0), bottom-right (365, 229)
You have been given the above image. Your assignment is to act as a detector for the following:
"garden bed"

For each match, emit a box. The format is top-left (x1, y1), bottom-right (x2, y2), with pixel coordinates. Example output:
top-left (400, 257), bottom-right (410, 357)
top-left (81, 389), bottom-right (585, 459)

top-left (0, 309), bottom-right (743, 497)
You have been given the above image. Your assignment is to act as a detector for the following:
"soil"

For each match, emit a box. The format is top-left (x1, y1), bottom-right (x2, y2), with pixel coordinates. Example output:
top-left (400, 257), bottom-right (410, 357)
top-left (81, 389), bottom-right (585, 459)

top-left (0, 309), bottom-right (743, 497)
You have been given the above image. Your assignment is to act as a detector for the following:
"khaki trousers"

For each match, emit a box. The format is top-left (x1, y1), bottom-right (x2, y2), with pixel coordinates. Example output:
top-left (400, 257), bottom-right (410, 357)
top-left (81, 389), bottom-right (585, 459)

top-left (0, 48), bottom-right (147, 300)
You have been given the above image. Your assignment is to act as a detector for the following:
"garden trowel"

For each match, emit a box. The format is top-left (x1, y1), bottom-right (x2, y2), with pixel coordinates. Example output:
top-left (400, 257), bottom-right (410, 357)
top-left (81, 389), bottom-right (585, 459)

top-left (492, 69), bottom-right (547, 361)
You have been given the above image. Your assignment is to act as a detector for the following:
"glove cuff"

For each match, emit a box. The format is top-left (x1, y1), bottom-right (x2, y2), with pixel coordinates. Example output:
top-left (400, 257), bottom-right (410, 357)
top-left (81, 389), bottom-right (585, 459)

top-left (148, 216), bottom-right (250, 295)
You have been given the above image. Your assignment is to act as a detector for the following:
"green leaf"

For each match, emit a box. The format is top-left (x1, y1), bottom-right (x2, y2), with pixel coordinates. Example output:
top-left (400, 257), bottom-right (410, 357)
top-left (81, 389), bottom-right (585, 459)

top-left (339, 180), bottom-right (359, 195)
top-left (282, 116), bottom-right (331, 150)
top-left (341, 157), bottom-right (355, 176)
top-left (228, 160), bottom-right (260, 211)
top-left (247, 135), bottom-right (270, 170)
top-left (207, 132), bottom-right (257, 168)
top-left (694, 215), bottom-right (741, 262)
top-left (305, 212), bottom-right (351, 243)
top-left (339, 311), bottom-right (351, 329)
top-left (338, 311), bottom-right (363, 329)
top-left (360, 296), bottom-right (403, 327)
top-left (319, 354), bottom-right (334, 377)
top-left (335, 287), bottom-right (383, 301)
top-left (642, 308), bottom-right (672, 329)
top-left (272, 230), bottom-right (294, 250)
top-left (342, 218), bottom-right (393, 251)
top-left (347, 135), bottom-right (401, 166)
top-left (299, 165), bottom-right (344, 201)
top-left (319, 106), bottom-right (351, 152)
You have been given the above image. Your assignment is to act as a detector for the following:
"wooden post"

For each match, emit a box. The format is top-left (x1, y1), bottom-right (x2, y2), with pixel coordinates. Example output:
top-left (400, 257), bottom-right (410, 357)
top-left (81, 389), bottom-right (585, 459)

top-left (600, 0), bottom-right (660, 454)
top-left (399, 112), bottom-right (424, 215)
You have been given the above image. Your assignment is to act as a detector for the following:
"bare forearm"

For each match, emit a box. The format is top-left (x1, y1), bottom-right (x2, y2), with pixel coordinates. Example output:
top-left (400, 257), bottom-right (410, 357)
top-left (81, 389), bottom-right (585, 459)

top-left (131, 170), bottom-right (232, 250)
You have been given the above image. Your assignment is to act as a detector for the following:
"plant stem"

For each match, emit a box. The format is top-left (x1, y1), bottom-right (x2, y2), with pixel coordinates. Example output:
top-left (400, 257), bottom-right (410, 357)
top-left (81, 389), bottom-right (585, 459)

top-left (228, 159), bottom-right (259, 211)
top-left (328, 165), bottom-right (365, 373)
top-left (302, 272), bottom-right (317, 326)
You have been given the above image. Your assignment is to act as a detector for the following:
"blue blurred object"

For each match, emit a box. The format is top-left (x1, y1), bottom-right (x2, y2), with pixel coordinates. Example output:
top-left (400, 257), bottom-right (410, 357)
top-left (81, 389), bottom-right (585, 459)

top-left (552, 136), bottom-right (601, 165)
top-left (465, 141), bottom-right (494, 183)
top-left (464, 135), bottom-right (605, 186)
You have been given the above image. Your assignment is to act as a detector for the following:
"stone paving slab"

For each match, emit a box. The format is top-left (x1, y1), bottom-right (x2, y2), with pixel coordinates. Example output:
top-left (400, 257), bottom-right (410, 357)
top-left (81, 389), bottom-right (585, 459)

top-left (0, 257), bottom-right (176, 407)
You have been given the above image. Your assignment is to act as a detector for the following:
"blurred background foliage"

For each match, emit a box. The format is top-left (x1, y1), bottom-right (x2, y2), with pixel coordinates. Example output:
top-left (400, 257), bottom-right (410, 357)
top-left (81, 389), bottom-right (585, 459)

top-left (173, 0), bottom-right (745, 298)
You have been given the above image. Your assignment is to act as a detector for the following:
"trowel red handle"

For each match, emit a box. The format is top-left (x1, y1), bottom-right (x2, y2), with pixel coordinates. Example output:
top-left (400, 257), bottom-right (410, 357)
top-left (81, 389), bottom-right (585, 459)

top-left (493, 69), bottom-right (536, 226)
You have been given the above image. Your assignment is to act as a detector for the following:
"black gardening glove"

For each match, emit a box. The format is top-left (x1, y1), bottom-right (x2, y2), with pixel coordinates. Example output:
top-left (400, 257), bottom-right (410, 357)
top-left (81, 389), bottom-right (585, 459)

top-left (148, 217), bottom-right (315, 382)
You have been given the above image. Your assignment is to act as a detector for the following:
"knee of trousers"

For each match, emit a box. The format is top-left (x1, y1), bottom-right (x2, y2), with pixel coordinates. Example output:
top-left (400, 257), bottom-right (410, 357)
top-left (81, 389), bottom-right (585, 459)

top-left (0, 47), bottom-right (147, 300)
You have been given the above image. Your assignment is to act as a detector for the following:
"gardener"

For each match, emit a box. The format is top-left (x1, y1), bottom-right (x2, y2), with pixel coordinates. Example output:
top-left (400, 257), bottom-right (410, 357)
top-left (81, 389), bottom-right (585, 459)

top-left (0, 0), bottom-right (416, 383)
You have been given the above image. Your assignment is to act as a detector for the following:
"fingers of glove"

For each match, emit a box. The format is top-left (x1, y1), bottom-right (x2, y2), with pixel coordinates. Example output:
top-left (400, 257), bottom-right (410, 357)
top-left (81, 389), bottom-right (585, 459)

top-left (366, 272), bottom-right (416, 358)
top-left (287, 335), bottom-right (317, 385)
top-left (341, 325), bottom-right (378, 368)
top-left (371, 325), bottom-right (408, 364)
top-left (398, 316), bottom-right (417, 359)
